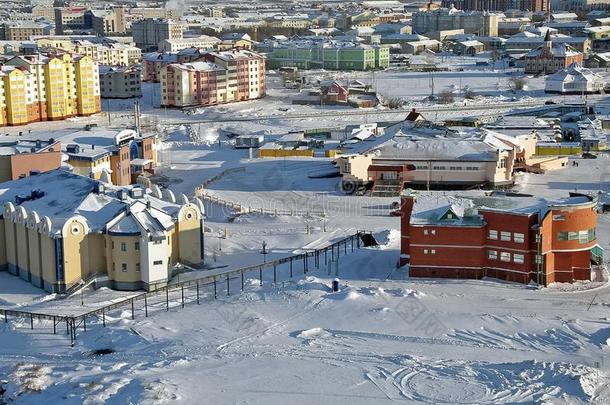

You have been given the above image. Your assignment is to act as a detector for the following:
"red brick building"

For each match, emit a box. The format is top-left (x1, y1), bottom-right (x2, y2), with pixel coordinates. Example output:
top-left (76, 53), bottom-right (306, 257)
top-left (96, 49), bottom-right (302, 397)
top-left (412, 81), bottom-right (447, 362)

top-left (400, 192), bottom-right (599, 285)
top-left (524, 31), bottom-right (584, 75)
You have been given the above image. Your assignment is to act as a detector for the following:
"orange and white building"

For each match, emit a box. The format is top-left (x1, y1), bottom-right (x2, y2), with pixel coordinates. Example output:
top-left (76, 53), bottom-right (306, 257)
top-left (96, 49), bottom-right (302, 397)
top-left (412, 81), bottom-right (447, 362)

top-left (400, 192), bottom-right (600, 285)
top-left (160, 50), bottom-right (265, 108)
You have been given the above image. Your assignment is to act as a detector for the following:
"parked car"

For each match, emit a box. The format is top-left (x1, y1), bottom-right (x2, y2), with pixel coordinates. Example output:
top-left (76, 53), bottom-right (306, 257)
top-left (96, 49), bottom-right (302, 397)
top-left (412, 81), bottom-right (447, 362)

top-left (582, 152), bottom-right (597, 159)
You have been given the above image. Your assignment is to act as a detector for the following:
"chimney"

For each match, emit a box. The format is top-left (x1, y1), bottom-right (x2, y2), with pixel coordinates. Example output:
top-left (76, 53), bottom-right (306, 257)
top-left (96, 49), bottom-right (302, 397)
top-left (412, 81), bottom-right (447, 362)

top-left (91, 144), bottom-right (95, 149)
top-left (400, 191), bottom-right (416, 266)
top-left (146, 200), bottom-right (151, 209)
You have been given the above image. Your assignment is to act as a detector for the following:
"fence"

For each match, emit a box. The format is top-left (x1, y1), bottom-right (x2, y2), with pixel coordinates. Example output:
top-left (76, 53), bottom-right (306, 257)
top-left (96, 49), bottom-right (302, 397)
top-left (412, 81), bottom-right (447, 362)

top-left (1, 232), bottom-right (370, 346)
top-left (195, 168), bottom-right (326, 217)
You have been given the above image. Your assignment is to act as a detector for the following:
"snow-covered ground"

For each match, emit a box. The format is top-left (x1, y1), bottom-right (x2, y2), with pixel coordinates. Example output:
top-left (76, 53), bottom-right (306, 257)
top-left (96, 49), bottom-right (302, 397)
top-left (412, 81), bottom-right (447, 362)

top-left (1, 231), bottom-right (610, 404)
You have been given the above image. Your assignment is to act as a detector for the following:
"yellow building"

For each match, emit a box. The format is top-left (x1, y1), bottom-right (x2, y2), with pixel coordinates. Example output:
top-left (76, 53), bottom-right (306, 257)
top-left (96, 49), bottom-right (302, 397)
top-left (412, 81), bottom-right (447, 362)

top-left (0, 53), bottom-right (101, 126)
top-left (0, 170), bottom-right (204, 293)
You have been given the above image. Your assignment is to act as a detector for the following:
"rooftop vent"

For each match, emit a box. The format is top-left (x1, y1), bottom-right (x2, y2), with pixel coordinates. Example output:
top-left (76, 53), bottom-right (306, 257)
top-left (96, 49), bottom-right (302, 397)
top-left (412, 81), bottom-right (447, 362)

top-left (130, 188), bottom-right (144, 199)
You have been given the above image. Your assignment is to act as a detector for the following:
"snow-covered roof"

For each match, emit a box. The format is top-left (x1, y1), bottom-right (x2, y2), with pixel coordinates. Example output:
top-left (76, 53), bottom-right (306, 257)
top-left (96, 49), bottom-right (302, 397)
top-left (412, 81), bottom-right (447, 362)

top-left (0, 170), bottom-right (186, 235)
top-left (546, 63), bottom-right (605, 85)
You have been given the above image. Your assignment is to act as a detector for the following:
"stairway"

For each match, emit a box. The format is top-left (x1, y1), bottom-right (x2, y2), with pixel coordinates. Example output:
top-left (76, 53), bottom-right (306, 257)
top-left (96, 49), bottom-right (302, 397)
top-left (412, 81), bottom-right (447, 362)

top-left (371, 179), bottom-right (403, 197)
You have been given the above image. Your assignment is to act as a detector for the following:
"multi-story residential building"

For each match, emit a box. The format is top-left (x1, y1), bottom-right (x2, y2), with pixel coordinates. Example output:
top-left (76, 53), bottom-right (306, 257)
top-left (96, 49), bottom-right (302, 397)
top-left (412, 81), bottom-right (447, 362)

top-left (64, 129), bottom-right (157, 186)
top-left (142, 48), bottom-right (208, 82)
top-left (524, 32), bottom-right (584, 74)
top-left (0, 53), bottom-right (101, 126)
top-left (132, 19), bottom-right (183, 53)
top-left (0, 169), bottom-right (205, 292)
top-left (160, 50), bottom-right (266, 108)
top-left (400, 191), bottom-right (599, 285)
top-left (0, 139), bottom-right (62, 182)
top-left (54, 7), bottom-right (88, 35)
top-left (31, 5), bottom-right (55, 21)
top-left (87, 8), bottom-right (127, 36)
top-left (444, 0), bottom-right (549, 12)
top-left (262, 37), bottom-right (390, 70)
top-left (412, 7), bottom-right (499, 37)
top-left (158, 35), bottom-right (221, 52)
top-left (0, 22), bottom-right (53, 41)
top-left (99, 66), bottom-right (142, 99)
top-left (33, 37), bottom-right (141, 66)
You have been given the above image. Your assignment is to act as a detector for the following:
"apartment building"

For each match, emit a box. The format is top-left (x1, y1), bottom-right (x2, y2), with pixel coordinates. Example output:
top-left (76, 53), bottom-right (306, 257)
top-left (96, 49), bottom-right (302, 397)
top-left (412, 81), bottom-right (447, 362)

top-left (412, 7), bottom-right (499, 37)
top-left (400, 191), bottom-right (599, 285)
top-left (142, 48), bottom-right (207, 82)
top-left (0, 139), bottom-right (62, 182)
top-left (54, 7), bottom-right (87, 35)
top-left (0, 170), bottom-right (204, 292)
top-left (132, 19), bottom-right (183, 53)
top-left (263, 38), bottom-right (390, 70)
top-left (158, 35), bottom-right (221, 52)
top-left (87, 9), bottom-right (127, 36)
top-left (0, 53), bottom-right (101, 126)
top-left (31, 5), bottom-right (55, 21)
top-left (0, 22), bottom-right (53, 41)
top-left (99, 66), bottom-right (142, 99)
top-left (64, 129), bottom-right (157, 186)
top-left (160, 50), bottom-right (266, 108)
top-left (444, 0), bottom-right (549, 12)
top-left (34, 37), bottom-right (141, 66)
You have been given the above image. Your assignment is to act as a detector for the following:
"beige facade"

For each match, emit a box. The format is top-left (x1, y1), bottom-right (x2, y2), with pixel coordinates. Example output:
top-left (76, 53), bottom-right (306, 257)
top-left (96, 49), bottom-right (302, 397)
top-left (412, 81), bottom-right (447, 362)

top-left (0, 171), bottom-right (205, 293)
top-left (158, 36), bottom-right (221, 52)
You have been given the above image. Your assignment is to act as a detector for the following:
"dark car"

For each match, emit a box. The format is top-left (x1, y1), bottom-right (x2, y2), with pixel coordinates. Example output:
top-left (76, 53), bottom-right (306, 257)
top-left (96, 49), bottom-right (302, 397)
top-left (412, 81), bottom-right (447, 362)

top-left (582, 153), bottom-right (597, 159)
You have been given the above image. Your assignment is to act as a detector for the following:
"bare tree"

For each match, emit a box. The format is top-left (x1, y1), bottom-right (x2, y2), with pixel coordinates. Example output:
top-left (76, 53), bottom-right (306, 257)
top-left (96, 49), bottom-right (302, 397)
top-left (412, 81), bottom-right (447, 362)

top-left (509, 77), bottom-right (528, 91)
top-left (438, 90), bottom-right (455, 104)
top-left (381, 97), bottom-right (405, 109)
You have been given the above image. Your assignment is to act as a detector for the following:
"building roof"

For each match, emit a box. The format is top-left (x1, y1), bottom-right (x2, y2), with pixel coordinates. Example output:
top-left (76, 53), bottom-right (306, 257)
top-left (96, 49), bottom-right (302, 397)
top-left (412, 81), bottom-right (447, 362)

top-left (0, 170), bottom-right (187, 235)
top-left (546, 63), bottom-right (605, 85)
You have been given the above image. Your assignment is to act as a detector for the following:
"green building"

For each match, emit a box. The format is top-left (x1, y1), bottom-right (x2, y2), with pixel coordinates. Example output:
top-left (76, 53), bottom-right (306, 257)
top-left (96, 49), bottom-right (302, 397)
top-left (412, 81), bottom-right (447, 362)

top-left (266, 42), bottom-right (389, 71)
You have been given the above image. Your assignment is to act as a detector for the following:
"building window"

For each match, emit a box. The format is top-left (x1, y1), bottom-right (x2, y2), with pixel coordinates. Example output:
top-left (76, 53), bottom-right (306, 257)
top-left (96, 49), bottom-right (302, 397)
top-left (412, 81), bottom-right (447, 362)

top-left (488, 250), bottom-right (498, 260)
top-left (488, 230), bottom-right (498, 240)
top-left (558, 232), bottom-right (568, 241)
top-left (121, 242), bottom-right (127, 252)
top-left (513, 254), bottom-right (524, 264)
top-left (500, 231), bottom-right (511, 242)
top-left (136, 263), bottom-right (140, 272)
top-left (500, 252), bottom-right (511, 262)
top-left (112, 241), bottom-right (115, 249)
top-left (513, 233), bottom-right (525, 243)
top-left (135, 242), bottom-right (140, 251)
top-left (153, 260), bottom-right (163, 265)
top-left (121, 263), bottom-right (127, 272)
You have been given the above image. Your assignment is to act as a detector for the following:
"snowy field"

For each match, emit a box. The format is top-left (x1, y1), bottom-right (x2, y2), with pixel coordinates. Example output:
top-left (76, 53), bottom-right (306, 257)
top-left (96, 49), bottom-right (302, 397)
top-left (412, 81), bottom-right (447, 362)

top-left (1, 231), bottom-right (610, 404)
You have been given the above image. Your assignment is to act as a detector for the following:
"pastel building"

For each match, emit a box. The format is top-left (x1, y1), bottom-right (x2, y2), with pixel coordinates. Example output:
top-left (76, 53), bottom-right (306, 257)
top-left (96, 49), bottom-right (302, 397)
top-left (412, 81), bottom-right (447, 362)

top-left (262, 37), bottom-right (390, 70)
top-left (0, 139), bottom-right (62, 182)
top-left (0, 170), bottom-right (205, 292)
top-left (0, 53), bottom-right (101, 126)
top-left (160, 50), bottom-right (266, 108)
top-left (63, 129), bottom-right (158, 186)
top-left (400, 192), bottom-right (599, 285)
